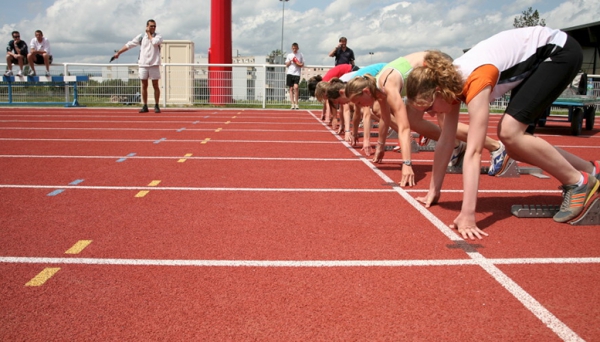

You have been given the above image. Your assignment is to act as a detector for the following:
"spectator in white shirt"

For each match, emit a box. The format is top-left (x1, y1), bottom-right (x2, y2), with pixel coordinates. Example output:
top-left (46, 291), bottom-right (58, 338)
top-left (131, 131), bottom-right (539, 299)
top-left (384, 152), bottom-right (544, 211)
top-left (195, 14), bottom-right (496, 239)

top-left (27, 30), bottom-right (52, 76)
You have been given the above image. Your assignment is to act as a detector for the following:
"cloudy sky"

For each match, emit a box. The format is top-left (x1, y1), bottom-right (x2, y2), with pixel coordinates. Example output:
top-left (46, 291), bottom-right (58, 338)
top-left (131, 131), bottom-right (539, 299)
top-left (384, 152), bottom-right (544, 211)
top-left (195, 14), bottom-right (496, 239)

top-left (1, 0), bottom-right (598, 66)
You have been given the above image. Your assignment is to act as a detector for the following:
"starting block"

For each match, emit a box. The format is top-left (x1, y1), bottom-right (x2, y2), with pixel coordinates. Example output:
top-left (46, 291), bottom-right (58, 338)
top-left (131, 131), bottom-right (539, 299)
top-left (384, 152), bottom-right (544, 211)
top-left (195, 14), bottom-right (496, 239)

top-left (383, 139), bottom-right (435, 153)
top-left (446, 153), bottom-right (547, 178)
top-left (511, 196), bottom-right (600, 226)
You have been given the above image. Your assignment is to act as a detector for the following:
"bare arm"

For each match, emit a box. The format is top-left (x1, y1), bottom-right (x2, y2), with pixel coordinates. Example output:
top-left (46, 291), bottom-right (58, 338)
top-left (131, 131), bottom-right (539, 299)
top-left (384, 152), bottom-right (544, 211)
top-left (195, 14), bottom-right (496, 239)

top-left (384, 75), bottom-right (414, 186)
top-left (451, 87), bottom-right (492, 240)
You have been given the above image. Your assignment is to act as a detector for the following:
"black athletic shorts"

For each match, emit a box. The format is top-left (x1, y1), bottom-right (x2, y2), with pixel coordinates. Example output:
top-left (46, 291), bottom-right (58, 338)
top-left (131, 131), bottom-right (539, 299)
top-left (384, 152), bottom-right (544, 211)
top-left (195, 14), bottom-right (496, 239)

top-left (286, 74), bottom-right (300, 87)
top-left (506, 36), bottom-right (583, 125)
top-left (33, 54), bottom-right (53, 65)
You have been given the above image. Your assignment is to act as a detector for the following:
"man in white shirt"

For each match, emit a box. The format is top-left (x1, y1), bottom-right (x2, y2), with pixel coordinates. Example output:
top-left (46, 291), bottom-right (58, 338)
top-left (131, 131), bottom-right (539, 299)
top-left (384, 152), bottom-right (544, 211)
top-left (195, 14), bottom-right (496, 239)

top-left (285, 43), bottom-right (304, 110)
top-left (113, 19), bottom-right (163, 113)
top-left (27, 30), bottom-right (52, 77)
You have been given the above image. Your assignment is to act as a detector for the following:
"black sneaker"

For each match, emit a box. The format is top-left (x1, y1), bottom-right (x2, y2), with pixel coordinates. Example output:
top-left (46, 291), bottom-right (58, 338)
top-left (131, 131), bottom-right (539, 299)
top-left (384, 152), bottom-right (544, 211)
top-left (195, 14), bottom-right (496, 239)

top-left (139, 105), bottom-right (149, 113)
top-left (154, 105), bottom-right (161, 113)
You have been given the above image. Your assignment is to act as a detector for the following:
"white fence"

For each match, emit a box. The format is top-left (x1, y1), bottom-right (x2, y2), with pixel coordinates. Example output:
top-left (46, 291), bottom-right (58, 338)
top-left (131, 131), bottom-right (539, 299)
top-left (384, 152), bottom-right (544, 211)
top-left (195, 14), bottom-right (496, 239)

top-left (1, 63), bottom-right (599, 110)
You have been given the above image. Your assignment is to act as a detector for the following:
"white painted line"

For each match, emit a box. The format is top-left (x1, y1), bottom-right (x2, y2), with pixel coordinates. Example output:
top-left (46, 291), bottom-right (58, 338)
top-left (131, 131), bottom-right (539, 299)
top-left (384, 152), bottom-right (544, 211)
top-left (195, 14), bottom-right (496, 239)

top-left (1, 256), bottom-right (598, 268)
top-left (0, 184), bottom-right (561, 194)
top-left (0, 184), bottom-right (395, 192)
top-left (0, 120), bottom-right (317, 125)
top-left (0, 138), bottom-right (341, 144)
top-left (0, 127), bottom-right (330, 133)
top-left (0, 155), bottom-right (362, 162)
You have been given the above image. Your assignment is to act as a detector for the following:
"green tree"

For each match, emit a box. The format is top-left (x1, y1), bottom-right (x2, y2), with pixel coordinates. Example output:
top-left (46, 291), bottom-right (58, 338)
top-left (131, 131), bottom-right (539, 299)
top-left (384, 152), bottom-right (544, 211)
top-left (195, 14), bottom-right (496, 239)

top-left (299, 78), bottom-right (309, 100)
top-left (513, 7), bottom-right (546, 28)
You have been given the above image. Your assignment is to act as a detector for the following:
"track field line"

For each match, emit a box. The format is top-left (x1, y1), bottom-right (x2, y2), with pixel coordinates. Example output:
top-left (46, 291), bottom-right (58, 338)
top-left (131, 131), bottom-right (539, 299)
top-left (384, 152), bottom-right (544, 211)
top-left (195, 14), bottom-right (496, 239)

top-left (1, 256), bottom-right (599, 267)
top-left (0, 120), bottom-right (316, 125)
top-left (0, 138), bottom-right (341, 144)
top-left (308, 110), bottom-right (585, 342)
top-left (0, 127), bottom-right (330, 133)
top-left (0, 184), bottom-right (561, 194)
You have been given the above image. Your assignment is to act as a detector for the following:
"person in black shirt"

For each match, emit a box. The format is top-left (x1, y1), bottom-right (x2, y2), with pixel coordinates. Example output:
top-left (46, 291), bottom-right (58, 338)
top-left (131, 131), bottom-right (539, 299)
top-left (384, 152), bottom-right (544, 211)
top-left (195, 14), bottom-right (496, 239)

top-left (328, 37), bottom-right (355, 67)
top-left (5, 31), bottom-right (28, 77)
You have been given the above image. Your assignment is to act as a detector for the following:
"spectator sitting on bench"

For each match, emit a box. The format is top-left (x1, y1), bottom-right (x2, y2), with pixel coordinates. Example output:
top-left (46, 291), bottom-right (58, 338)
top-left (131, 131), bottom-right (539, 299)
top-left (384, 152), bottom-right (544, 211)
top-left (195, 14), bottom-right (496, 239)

top-left (5, 31), bottom-right (28, 77)
top-left (27, 30), bottom-right (53, 76)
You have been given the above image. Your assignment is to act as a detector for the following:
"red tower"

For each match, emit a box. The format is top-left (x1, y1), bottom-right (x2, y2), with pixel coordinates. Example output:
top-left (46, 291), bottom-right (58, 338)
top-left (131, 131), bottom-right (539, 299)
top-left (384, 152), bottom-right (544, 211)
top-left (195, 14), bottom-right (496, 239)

top-left (209, 0), bottom-right (233, 104)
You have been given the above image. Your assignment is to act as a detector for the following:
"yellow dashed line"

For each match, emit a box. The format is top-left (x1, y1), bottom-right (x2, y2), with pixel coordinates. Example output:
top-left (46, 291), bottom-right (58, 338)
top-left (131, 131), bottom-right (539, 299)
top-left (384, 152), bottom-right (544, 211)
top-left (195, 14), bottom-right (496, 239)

top-left (136, 180), bottom-right (161, 197)
top-left (215, 128), bottom-right (222, 132)
top-left (201, 138), bottom-right (211, 144)
top-left (65, 240), bottom-right (92, 254)
top-left (178, 153), bottom-right (193, 163)
top-left (26, 268), bottom-right (60, 287)
top-left (135, 191), bottom-right (150, 197)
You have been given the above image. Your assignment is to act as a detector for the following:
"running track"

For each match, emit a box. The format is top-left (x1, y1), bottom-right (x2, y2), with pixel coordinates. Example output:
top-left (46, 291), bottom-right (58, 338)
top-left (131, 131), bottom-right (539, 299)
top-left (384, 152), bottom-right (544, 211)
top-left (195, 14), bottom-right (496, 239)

top-left (0, 107), bottom-right (598, 341)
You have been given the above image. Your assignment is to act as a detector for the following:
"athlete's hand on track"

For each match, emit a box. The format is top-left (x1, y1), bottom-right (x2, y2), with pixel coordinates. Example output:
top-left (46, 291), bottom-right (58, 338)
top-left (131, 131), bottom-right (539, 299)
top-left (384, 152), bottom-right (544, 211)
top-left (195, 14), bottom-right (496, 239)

top-left (399, 165), bottom-right (415, 187)
top-left (416, 190), bottom-right (440, 208)
top-left (344, 131), bottom-right (356, 145)
top-left (362, 144), bottom-right (373, 156)
top-left (449, 214), bottom-right (488, 240)
top-left (372, 144), bottom-right (385, 163)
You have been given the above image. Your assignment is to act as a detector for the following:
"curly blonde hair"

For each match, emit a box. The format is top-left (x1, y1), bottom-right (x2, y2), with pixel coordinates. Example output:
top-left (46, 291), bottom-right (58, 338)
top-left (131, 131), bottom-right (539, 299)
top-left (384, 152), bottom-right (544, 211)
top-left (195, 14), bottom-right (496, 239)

top-left (345, 74), bottom-right (381, 101)
top-left (406, 50), bottom-right (463, 107)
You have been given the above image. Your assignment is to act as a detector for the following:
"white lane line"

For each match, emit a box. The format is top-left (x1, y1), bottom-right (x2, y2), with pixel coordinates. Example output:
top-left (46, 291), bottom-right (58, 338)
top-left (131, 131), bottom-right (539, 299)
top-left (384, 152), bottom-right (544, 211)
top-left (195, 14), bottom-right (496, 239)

top-left (0, 138), bottom-right (341, 144)
top-left (306, 110), bottom-right (585, 342)
top-left (0, 120), bottom-right (317, 125)
top-left (1, 257), bottom-right (598, 267)
top-left (0, 127), bottom-right (330, 133)
top-left (0, 184), bottom-right (561, 194)
top-left (0, 155), bottom-right (361, 162)
top-left (0, 185), bottom-right (395, 192)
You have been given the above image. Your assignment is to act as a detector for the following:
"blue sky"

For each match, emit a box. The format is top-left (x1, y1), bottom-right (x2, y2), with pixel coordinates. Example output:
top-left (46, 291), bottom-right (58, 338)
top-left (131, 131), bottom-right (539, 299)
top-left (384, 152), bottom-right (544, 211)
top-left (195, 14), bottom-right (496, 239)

top-left (1, 0), bottom-right (598, 65)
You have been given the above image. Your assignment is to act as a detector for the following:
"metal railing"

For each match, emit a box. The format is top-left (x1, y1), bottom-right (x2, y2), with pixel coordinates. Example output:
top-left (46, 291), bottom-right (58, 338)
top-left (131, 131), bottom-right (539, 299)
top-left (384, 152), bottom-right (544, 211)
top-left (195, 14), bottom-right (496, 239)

top-left (1, 62), bottom-right (599, 111)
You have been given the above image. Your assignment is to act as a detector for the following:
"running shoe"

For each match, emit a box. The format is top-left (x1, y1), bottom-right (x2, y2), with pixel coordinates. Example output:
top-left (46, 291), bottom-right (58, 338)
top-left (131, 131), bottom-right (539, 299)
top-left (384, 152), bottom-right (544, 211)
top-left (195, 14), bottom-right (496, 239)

top-left (45, 71), bottom-right (51, 77)
top-left (553, 173), bottom-right (599, 223)
top-left (592, 160), bottom-right (599, 179)
top-left (448, 141), bottom-right (466, 167)
top-left (139, 105), bottom-right (149, 113)
top-left (16, 70), bottom-right (23, 77)
top-left (418, 135), bottom-right (430, 146)
top-left (28, 70), bottom-right (36, 76)
top-left (4, 70), bottom-right (13, 77)
top-left (488, 141), bottom-right (507, 176)
top-left (154, 105), bottom-right (161, 113)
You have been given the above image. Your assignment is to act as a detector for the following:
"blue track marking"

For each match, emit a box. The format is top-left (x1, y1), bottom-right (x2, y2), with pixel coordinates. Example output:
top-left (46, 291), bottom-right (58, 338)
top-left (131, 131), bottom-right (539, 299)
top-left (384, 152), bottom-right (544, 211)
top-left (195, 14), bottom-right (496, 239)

top-left (47, 179), bottom-right (84, 196)
top-left (47, 189), bottom-right (64, 196)
top-left (177, 128), bottom-right (186, 132)
top-left (153, 138), bottom-right (166, 144)
top-left (116, 152), bottom-right (136, 162)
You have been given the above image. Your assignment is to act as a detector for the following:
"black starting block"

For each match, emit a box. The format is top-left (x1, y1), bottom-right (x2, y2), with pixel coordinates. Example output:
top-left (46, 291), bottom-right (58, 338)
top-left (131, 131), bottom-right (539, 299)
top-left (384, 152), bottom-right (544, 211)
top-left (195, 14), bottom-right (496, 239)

top-left (511, 196), bottom-right (600, 226)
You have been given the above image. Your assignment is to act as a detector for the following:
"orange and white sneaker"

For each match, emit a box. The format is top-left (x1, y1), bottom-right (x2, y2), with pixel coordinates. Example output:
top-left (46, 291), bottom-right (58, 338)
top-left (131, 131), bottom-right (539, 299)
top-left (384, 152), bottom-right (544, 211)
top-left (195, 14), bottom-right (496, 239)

top-left (553, 172), bottom-right (600, 223)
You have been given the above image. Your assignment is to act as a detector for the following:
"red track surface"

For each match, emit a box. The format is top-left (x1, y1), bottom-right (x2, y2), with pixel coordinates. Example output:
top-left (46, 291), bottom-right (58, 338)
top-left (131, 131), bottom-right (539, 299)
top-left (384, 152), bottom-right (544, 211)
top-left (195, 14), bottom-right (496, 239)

top-left (0, 107), bottom-right (599, 341)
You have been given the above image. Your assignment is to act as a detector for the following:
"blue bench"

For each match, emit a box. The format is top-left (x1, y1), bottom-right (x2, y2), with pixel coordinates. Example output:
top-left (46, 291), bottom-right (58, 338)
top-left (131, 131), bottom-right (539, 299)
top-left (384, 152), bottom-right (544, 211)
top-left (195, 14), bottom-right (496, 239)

top-left (1, 75), bottom-right (89, 107)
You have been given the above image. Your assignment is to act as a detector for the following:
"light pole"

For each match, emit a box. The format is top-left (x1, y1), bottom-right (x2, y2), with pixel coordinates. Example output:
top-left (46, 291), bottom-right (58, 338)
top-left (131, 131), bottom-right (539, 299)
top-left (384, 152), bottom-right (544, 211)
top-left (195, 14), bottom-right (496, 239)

top-left (280, 0), bottom-right (289, 60)
top-left (369, 52), bottom-right (374, 63)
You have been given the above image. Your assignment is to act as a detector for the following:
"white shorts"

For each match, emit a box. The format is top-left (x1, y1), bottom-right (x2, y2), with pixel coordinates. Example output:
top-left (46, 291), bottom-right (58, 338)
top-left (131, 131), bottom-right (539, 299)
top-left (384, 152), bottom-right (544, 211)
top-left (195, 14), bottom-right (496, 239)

top-left (139, 66), bottom-right (161, 80)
